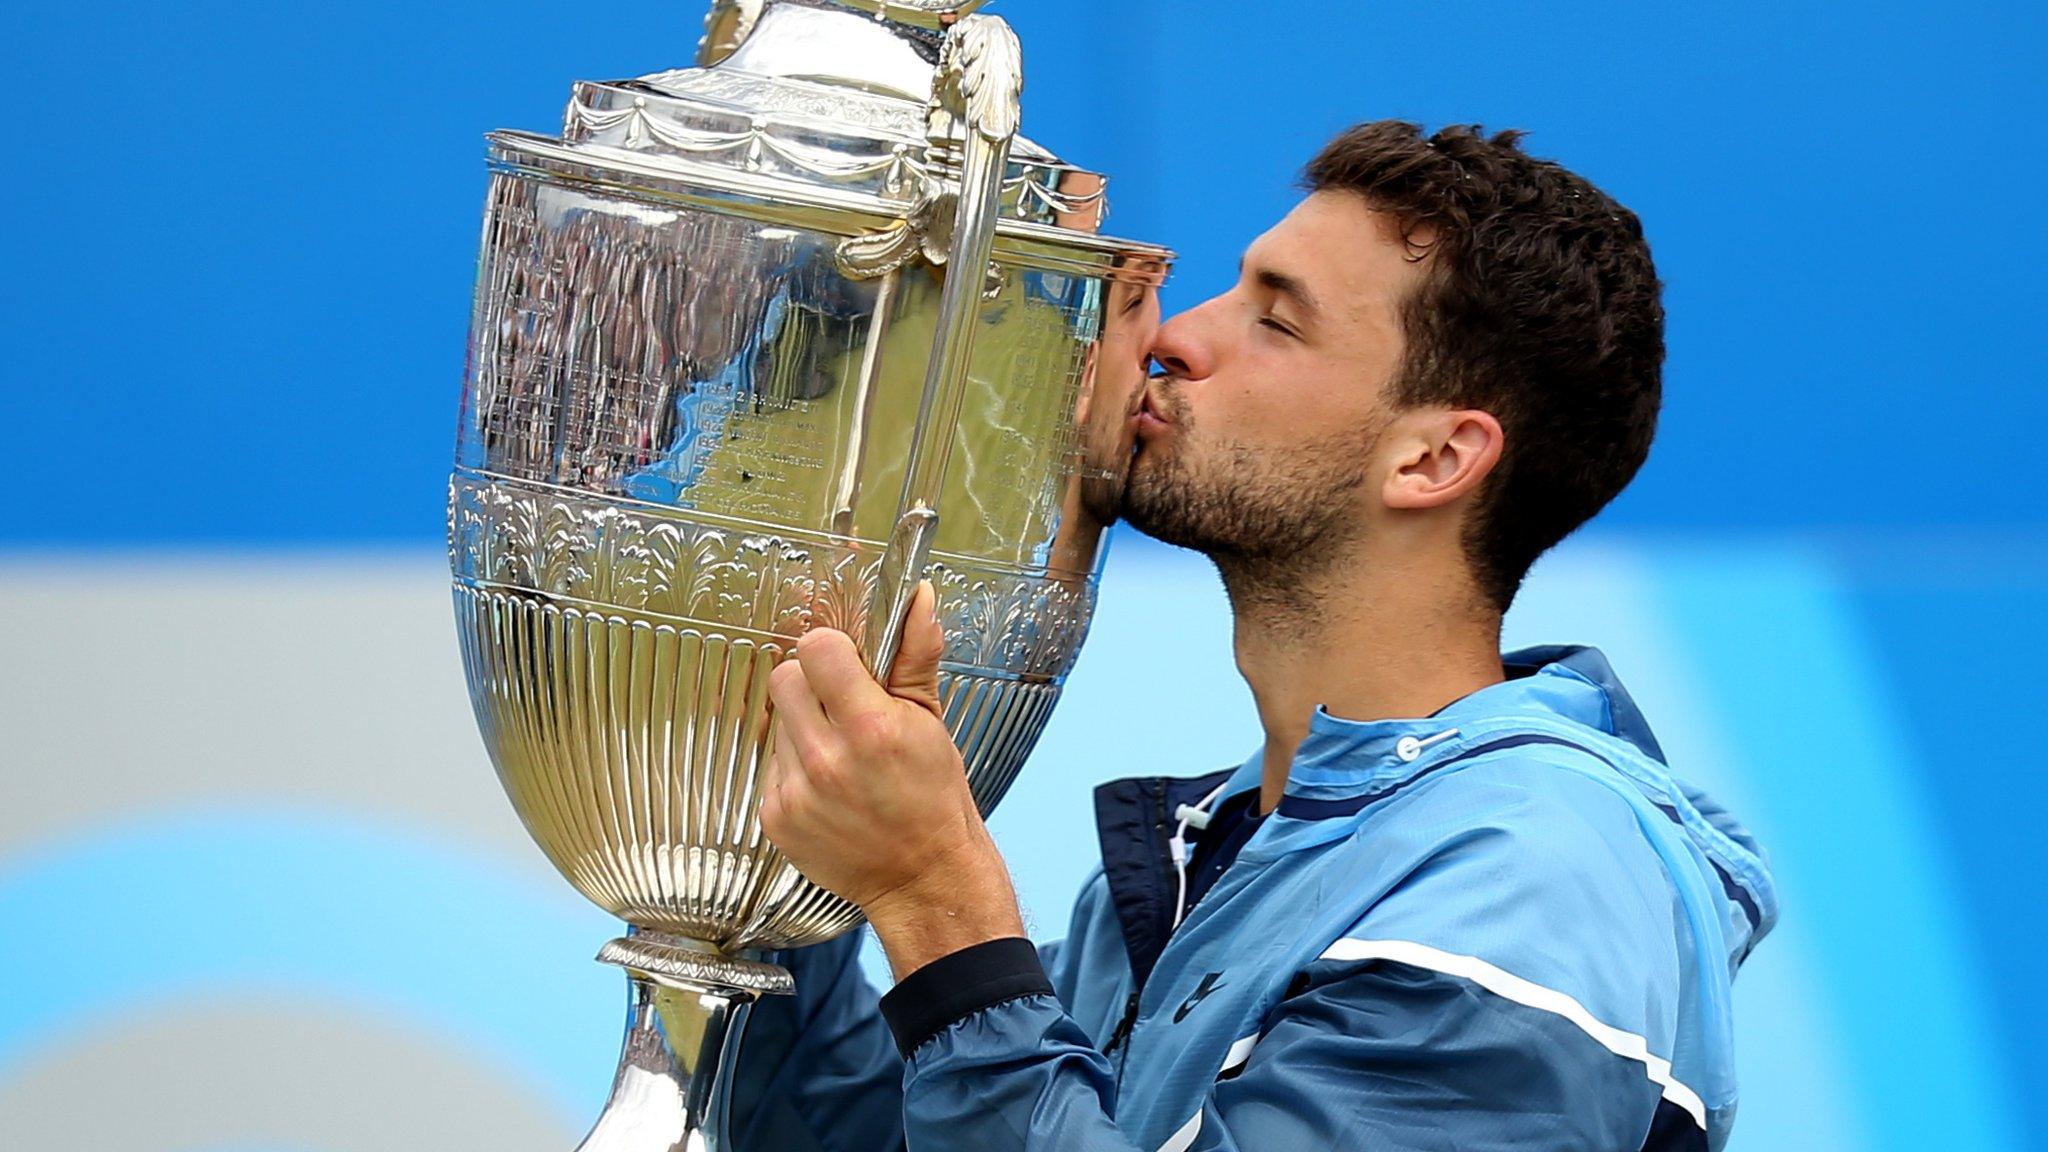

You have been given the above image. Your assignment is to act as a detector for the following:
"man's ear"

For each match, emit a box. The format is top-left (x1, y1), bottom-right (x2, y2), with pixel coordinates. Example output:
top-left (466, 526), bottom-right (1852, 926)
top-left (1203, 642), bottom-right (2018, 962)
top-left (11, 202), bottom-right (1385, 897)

top-left (1381, 409), bottom-right (1505, 511)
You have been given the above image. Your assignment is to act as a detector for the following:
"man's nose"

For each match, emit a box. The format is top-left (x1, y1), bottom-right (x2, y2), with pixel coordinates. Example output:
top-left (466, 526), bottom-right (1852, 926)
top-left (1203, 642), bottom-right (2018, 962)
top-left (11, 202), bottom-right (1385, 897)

top-left (1147, 305), bottom-right (1213, 382)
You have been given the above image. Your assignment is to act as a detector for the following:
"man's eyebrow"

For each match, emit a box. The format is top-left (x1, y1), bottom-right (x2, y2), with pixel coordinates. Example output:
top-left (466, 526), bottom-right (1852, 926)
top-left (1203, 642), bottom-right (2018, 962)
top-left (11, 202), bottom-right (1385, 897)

top-left (1241, 258), bottom-right (1321, 319)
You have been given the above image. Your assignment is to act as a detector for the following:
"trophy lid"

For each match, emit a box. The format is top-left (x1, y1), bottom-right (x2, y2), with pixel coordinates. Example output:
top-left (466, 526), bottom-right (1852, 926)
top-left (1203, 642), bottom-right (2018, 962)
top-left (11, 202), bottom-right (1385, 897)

top-left (514, 0), bottom-right (1120, 236)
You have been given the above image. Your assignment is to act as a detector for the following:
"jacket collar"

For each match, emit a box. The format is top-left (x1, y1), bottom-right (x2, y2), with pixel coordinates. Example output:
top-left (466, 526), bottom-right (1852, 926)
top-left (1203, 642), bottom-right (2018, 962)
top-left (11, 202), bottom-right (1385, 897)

top-left (1285, 645), bottom-right (1662, 799)
top-left (1153, 647), bottom-right (1660, 807)
top-left (1092, 646), bottom-right (1664, 982)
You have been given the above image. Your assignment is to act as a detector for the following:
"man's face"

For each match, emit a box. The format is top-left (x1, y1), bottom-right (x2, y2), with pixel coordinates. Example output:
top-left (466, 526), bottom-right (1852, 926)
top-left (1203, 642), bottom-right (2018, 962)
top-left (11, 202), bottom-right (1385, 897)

top-left (1073, 276), bottom-right (1164, 527)
top-left (1123, 191), bottom-right (1426, 563)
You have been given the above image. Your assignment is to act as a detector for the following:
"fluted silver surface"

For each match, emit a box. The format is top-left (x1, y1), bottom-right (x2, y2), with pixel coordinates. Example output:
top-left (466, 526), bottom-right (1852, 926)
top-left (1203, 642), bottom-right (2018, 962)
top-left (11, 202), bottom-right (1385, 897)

top-left (455, 580), bottom-right (1072, 947)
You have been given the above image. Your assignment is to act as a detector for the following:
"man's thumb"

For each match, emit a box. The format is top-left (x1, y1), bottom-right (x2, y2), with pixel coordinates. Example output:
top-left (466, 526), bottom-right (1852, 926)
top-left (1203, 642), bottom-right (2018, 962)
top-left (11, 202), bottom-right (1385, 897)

top-left (885, 579), bottom-right (945, 716)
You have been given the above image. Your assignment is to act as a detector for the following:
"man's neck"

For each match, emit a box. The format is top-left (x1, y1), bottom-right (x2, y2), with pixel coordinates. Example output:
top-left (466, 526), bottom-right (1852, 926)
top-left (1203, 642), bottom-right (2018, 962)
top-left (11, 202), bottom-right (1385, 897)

top-left (1219, 545), bottom-right (1505, 815)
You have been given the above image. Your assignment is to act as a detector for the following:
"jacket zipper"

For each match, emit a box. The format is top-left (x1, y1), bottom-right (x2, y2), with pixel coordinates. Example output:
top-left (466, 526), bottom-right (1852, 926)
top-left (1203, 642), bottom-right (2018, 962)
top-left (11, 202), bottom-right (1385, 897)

top-left (1105, 780), bottom-right (1173, 1081)
top-left (1103, 990), bottom-right (1141, 1064)
top-left (1148, 778), bottom-right (1172, 964)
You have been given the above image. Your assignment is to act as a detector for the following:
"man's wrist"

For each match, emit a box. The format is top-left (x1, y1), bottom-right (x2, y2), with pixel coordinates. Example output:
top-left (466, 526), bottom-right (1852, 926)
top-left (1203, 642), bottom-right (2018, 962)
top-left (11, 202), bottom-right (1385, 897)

top-left (863, 832), bottom-right (1024, 982)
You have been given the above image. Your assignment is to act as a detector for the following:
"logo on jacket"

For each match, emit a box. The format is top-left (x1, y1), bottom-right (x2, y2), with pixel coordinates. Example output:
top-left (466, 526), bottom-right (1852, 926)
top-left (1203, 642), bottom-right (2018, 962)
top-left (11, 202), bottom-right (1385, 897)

top-left (1174, 972), bottom-right (1226, 1023)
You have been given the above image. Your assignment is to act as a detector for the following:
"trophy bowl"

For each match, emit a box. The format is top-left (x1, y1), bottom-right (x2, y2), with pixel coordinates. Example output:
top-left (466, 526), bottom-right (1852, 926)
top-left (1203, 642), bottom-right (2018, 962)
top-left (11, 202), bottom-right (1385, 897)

top-left (446, 2), bottom-right (1170, 1147)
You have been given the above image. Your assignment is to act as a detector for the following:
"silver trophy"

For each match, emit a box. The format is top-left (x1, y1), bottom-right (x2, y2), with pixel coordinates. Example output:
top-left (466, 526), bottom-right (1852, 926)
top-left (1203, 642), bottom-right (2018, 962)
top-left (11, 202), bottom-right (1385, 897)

top-left (447, 2), bottom-right (1171, 1147)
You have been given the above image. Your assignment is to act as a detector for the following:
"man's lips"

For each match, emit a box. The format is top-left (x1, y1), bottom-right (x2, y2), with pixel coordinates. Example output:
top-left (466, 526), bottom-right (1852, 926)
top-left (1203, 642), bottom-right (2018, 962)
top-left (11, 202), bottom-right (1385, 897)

top-left (1132, 381), bottom-right (1172, 436)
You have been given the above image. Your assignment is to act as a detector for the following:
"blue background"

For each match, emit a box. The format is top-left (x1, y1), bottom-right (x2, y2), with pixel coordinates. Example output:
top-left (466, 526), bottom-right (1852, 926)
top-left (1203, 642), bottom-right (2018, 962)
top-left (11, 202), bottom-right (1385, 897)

top-left (3, 1), bottom-right (2043, 1148)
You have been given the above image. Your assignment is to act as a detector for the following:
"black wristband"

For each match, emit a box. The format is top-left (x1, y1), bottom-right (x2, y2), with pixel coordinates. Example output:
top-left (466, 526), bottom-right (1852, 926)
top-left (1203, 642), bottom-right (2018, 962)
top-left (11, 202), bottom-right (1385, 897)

top-left (878, 936), bottom-right (1054, 1058)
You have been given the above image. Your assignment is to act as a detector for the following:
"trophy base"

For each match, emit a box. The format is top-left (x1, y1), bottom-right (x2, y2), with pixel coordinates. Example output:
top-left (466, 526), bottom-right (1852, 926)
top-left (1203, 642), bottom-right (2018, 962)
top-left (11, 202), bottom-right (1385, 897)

top-left (572, 933), bottom-right (794, 1152)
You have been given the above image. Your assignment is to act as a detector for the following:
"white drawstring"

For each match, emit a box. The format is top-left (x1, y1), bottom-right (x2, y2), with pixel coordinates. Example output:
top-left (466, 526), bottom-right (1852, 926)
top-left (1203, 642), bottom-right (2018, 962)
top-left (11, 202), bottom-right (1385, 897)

top-left (1167, 729), bottom-right (1458, 931)
top-left (1170, 782), bottom-right (1231, 931)
top-left (1395, 727), bottom-right (1460, 762)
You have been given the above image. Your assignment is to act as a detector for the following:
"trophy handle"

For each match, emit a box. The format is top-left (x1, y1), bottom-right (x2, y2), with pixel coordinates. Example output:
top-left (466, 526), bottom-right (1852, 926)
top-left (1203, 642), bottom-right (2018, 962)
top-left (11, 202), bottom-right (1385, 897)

top-left (864, 12), bottom-right (1024, 678)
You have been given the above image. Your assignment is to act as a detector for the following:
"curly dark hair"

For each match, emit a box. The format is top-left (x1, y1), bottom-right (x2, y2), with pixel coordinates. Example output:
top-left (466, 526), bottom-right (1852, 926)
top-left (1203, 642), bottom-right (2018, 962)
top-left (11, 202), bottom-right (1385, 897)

top-left (1305, 121), bottom-right (1664, 613)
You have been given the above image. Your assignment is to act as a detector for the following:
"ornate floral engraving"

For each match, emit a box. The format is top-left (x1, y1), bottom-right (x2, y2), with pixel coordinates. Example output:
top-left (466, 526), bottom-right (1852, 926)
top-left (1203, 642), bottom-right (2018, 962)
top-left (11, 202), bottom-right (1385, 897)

top-left (451, 474), bottom-right (822, 638)
top-left (451, 472), bottom-right (1092, 679)
top-left (931, 562), bottom-right (1092, 680)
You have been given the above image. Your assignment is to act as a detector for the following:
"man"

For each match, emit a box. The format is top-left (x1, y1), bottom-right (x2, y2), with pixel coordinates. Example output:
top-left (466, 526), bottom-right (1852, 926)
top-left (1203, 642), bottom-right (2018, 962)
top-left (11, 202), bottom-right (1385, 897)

top-left (736, 121), bottom-right (1778, 1152)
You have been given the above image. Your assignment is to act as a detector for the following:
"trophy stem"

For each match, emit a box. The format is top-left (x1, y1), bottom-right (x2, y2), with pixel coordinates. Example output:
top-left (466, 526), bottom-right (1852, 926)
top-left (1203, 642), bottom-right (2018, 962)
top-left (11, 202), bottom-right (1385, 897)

top-left (573, 935), bottom-right (794, 1152)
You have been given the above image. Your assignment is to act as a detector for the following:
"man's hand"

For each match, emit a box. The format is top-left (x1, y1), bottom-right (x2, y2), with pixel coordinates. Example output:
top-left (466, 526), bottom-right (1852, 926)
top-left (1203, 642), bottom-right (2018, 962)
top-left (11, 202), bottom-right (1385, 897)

top-left (762, 580), bottom-right (1025, 979)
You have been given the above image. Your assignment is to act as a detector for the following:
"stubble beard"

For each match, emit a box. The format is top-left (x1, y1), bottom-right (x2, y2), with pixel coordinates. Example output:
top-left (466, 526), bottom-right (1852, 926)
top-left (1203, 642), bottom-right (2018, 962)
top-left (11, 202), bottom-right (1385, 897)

top-left (1121, 397), bottom-right (1378, 619)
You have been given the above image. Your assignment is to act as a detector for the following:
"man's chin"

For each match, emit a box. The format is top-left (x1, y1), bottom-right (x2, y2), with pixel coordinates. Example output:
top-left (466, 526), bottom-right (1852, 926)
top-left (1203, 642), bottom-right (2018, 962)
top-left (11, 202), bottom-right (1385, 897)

top-left (1118, 514), bottom-right (1217, 557)
top-left (1115, 487), bottom-right (1194, 552)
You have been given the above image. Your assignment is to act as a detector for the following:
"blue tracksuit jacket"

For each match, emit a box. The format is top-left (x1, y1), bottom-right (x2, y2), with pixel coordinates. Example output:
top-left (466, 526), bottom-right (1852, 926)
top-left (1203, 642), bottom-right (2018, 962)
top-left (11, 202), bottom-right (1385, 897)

top-left (728, 646), bottom-right (1778, 1151)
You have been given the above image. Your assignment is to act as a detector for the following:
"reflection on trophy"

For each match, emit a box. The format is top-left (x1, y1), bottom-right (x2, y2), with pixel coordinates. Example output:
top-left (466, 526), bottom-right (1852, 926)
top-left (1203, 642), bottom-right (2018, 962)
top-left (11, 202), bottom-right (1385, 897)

top-left (446, 2), bottom-right (1171, 1147)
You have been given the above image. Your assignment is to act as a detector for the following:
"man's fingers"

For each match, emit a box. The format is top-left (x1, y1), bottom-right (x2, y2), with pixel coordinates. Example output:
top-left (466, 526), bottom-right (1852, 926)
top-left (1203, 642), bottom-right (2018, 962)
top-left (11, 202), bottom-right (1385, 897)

top-left (885, 580), bottom-right (946, 717)
top-left (763, 719), bottom-right (800, 813)
top-left (764, 713), bottom-right (800, 790)
top-left (767, 655), bottom-right (832, 757)
top-left (794, 626), bottom-right (892, 720)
